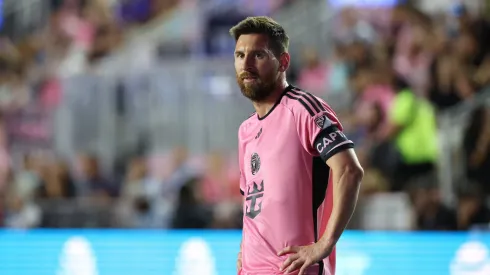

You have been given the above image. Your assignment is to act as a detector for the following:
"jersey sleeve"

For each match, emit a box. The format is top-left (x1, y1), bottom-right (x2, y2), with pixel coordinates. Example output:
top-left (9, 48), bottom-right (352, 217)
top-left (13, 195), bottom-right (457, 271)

top-left (295, 97), bottom-right (354, 162)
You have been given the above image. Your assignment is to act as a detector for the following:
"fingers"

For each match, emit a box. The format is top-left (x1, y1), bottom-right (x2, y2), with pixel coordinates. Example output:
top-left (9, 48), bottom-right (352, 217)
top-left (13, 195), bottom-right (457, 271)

top-left (298, 263), bottom-right (308, 275)
top-left (237, 252), bottom-right (242, 272)
top-left (280, 254), bottom-right (299, 271)
top-left (285, 259), bottom-right (304, 274)
top-left (237, 259), bottom-right (242, 271)
top-left (277, 246), bottom-right (300, 256)
top-left (298, 258), bottom-right (315, 275)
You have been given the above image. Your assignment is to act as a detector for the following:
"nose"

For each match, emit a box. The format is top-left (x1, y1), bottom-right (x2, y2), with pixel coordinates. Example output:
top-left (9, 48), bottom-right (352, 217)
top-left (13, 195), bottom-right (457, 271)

top-left (242, 54), bottom-right (256, 72)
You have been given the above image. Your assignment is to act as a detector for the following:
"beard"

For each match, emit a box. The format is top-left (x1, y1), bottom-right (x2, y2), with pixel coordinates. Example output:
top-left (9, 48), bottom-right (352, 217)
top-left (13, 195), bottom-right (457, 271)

top-left (236, 71), bottom-right (277, 102)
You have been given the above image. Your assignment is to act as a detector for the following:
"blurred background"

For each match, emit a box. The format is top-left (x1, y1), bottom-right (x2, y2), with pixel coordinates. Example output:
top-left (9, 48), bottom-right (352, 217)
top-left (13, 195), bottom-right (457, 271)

top-left (0, 0), bottom-right (490, 274)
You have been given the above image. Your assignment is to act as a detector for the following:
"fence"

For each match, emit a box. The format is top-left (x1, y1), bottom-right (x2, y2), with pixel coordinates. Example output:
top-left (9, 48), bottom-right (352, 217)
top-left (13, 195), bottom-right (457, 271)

top-left (437, 88), bottom-right (490, 205)
top-left (55, 59), bottom-right (253, 169)
top-left (0, 0), bottom-right (51, 41)
top-left (53, 59), bottom-right (490, 203)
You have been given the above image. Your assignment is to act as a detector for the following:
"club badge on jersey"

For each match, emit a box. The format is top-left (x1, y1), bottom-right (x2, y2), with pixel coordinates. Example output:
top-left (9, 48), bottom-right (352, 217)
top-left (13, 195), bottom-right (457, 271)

top-left (313, 121), bottom-right (353, 162)
top-left (314, 115), bottom-right (332, 129)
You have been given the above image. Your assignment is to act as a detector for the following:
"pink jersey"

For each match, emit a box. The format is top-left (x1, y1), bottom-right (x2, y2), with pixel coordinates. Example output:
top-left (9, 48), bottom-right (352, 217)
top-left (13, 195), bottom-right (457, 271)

top-left (238, 85), bottom-right (354, 275)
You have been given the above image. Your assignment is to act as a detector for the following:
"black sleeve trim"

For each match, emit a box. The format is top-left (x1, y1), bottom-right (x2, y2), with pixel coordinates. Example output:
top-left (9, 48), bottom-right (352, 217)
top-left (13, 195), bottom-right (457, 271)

top-left (314, 126), bottom-right (354, 162)
top-left (240, 189), bottom-right (244, 196)
top-left (322, 142), bottom-right (354, 162)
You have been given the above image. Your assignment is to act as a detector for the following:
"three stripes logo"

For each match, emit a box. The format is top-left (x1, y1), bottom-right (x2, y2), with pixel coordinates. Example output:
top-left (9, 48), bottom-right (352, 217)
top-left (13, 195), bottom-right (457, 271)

top-left (285, 88), bottom-right (331, 120)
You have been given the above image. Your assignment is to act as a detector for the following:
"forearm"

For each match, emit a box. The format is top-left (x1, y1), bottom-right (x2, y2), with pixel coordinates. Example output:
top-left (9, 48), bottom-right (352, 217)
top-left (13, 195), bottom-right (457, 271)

top-left (317, 166), bottom-right (362, 254)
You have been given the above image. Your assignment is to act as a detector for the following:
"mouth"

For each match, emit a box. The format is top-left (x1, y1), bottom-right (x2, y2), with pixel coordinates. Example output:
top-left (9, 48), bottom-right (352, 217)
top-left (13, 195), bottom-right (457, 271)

top-left (242, 75), bottom-right (258, 83)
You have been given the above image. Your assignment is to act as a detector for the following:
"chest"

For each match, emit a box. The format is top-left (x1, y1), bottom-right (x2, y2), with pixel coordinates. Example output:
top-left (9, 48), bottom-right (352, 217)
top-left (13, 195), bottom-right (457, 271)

top-left (241, 115), bottom-right (302, 179)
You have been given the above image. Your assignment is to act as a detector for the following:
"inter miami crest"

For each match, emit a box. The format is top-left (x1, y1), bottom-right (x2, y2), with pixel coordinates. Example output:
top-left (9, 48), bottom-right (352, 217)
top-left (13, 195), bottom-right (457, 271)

top-left (315, 115), bottom-right (331, 129)
top-left (251, 153), bottom-right (261, 175)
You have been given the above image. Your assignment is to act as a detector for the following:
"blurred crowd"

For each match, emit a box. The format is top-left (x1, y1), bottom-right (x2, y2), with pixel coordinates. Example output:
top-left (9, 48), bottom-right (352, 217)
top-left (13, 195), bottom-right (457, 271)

top-left (291, 3), bottom-right (490, 230)
top-left (1, 148), bottom-right (243, 229)
top-left (1, 1), bottom-right (490, 231)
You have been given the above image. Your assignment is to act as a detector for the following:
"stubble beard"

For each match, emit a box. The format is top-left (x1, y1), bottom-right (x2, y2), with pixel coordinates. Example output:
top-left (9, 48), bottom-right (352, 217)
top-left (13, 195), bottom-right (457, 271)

top-left (236, 74), bottom-right (277, 102)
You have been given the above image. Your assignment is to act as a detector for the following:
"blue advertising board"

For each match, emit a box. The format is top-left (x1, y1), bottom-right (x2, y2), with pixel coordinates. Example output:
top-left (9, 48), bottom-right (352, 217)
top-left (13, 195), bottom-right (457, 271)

top-left (0, 230), bottom-right (489, 275)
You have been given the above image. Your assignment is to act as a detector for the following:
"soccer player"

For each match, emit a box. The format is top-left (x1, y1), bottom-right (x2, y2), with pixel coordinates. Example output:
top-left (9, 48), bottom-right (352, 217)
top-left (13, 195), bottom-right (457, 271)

top-left (230, 17), bottom-right (364, 275)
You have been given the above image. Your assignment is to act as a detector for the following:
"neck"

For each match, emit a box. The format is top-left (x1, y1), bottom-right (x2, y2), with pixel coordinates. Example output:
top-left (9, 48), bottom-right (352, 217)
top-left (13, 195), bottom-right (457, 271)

top-left (252, 79), bottom-right (289, 118)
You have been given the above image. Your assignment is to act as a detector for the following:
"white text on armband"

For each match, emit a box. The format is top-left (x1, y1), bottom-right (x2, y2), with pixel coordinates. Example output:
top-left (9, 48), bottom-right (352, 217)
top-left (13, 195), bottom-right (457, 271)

top-left (315, 128), bottom-right (350, 154)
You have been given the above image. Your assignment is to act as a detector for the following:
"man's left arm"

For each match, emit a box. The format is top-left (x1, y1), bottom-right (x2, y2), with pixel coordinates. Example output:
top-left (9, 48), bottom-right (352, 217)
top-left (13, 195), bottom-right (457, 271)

top-left (318, 148), bottom-right (363, 254)
top-left (279, 105), bottom-right (363, 274)
top-left (279, 146), bottom-right (363, 274)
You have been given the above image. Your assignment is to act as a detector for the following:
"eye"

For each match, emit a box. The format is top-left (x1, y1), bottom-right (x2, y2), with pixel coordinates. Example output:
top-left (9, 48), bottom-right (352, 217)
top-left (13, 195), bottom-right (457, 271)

top-left (235, 53), bottom-right (244, 59)
top-left (255, 52), bottom-right (265, 59)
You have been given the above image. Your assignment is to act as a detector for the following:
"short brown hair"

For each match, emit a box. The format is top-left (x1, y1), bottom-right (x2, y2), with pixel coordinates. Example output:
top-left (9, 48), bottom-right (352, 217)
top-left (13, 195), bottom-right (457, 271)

top-left (229, 16), bottom-right (289, 56)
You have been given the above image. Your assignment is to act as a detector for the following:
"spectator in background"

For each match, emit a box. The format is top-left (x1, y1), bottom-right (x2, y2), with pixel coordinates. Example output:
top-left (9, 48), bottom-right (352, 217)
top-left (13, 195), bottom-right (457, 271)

top-left (116, 156), bottom-right (168, 228)
top-left (200, 152), bottom-right (241, 229)
top-left (451, 4), bottom-right (490, 66)
top-left (412, 183), bottom-right (457, 231)
top-left (37, 160), bottom-right (76, 199)
top-left (393, 22), bottom-right (432, 96)
top-left (172, 177), bottom-right (213, 229)
top-left (427, 30), bottom-right (463, 110)
top-left (12, 154), bottom-right (42, 203)
top-left (463, 106), bottom-right (490, 194)
top-left (297, 48), bottom-right (327, 96)
top-left (75, 154), bottom-right (118, 198)
top-left (200, 151), bottom-right (240, 205)
top-left (334, 7), bottom-right (377, 45)
top-left (3, 192), bottom-right (41, 229)
top-left (351, 63), bottom-right (395, 132)
top-left (0, 50), bottom-right (31, 111)
top-left (162, 147), bottom-right (198, 198)
top-left (456, 185), bottom-right (490, 230)
top-left (451, 31), bottom-right (482, 99)
top-left (87, 22), bottom-right (122, 64)
top-left (326, 43), bottom-right (350, 95)
top-left (345, 40), bottom-right (372, 70)
top-left (374, 78), bottom-right (438, 191)
top-left (4, 167), bottom-right (41, 229)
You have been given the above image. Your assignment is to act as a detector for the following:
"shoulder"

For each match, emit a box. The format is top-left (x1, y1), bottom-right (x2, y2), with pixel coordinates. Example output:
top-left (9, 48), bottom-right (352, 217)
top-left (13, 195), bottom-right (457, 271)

top-left (280, 86), bottom-right (334, 118)
top-left (238, 112), bottom-right (258, 136)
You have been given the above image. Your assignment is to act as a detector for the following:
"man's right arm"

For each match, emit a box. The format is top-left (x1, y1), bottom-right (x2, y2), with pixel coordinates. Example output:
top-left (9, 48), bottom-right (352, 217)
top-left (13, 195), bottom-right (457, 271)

top-left (238, 128), bottom-right (245, 273)
top-left (237, 239), bottom-right (242, 270)
top-left (237, 194), bottom-right (244, 272)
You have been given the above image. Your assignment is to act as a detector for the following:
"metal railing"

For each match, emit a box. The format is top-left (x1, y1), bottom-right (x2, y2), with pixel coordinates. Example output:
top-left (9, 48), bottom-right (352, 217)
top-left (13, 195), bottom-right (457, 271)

top-left (56, 60), bottom-right (490, 190)
top-left (437, 88), bottom-right (490, 205)
top-left (0, 0), bottom-right (51, 41)
top-left (56, 59), bottom-right (253, 168)
top-left (273, 0), bottom-right (335, 58)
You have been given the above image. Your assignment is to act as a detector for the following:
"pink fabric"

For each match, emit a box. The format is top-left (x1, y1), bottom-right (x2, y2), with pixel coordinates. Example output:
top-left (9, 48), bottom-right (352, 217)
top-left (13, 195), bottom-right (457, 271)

top-left (359, 85), bottom-right (394, 114)
top-left (297, 65), bottom-right (328, 96)
top-left (394, 23), bottom-right (413, 56)
top-left (40, 78), bottom-right (63, 109)
top-left (201, 171), bottom-right (240, 204)
top-left (59, 14), bottom-right (95, 50)
top-left (238, 86), bottom-right (351, 275)
top-left (355, 85), bottom-right (395, 129)
top-left (393, 52), bottom-right (431, 96)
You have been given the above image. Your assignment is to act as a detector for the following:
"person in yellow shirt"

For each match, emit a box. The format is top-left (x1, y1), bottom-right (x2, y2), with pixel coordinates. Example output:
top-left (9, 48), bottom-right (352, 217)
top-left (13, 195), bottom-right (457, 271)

top-left (374, 80), bottom-right (438, 191)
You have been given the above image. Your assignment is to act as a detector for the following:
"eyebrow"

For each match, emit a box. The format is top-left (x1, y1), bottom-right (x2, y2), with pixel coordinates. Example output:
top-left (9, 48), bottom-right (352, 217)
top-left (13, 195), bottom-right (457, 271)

top-left (234, 49), bottom-right (269, 55)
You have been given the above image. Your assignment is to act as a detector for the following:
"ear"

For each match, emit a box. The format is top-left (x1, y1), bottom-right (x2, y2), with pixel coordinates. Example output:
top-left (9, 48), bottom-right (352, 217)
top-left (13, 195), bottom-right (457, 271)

top-left (278, 52), bottom-right (290, 73)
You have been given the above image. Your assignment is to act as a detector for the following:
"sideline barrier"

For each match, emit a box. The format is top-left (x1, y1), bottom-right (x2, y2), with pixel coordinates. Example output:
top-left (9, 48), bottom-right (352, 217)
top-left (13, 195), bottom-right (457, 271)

top-left (0, 230), bottom-right (489, 275)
